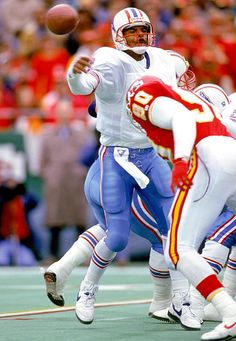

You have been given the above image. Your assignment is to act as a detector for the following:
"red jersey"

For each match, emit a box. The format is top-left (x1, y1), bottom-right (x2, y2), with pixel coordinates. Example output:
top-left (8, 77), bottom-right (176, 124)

top-left (127, 76), bottom-right (231, 161)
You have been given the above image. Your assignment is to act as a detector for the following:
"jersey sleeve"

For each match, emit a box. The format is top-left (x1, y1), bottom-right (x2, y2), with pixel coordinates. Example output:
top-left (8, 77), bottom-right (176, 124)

top-left (155, 48), bottom-right (178, 86)
top-left (92, 48), bottom-right (125, 102)
top-left (67, 47), bottom-right (124, 102)
top-left (149, 97), bottom-right (196, 160)
top-left (67, 54), bottom-right (99, 95)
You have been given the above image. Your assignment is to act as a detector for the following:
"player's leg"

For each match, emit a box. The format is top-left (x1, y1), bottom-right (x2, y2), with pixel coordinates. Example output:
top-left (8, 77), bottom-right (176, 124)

top-left (195, 156), bottom-right (236, 340)
top-left (191, 208), bottom-right (235, 320)
top-left (165, 146), bottom-right (236, 340)
top-left (137, 150), bottom-right (173, 237)
top-left (43, 224), bottom-right (106, 306)
top-left (43, 160), bottom-right (107, 306)
top-left (75, 154), bottom-right (171, 324)
top-left (76, 148), bottom-right (134, 324)
top-left (222, 245), bottom-right (236, 298)
top-left (135, 154), bottom-right (202, 329)
top-left (148, 247), bottom-right (172, 316)
top-left (132, 152), bottom-right (174, 318)
top-left (132, 191), bottom-right (201, 329)
top-left (130, 195), bottom-right (172, 316)
top-left (204, 245), bottom-right (236, 322)
top-left (133, 150), bottom-right (202, 329)
top-left (190, 241), bottom-right (230, 321)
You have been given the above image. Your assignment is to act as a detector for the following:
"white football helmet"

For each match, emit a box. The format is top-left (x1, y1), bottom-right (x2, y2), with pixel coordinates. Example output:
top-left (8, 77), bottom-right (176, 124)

top-left (167, 50), bottom-right (196, 90)
top-left (194, 83), bottom-right (230, 113)
top-left (111, 7), bottom-right (155, 54)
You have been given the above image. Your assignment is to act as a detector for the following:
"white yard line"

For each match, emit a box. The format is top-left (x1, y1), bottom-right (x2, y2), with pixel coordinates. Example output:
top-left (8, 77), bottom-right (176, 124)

top-left (0, 299), bottom-right (151, 319)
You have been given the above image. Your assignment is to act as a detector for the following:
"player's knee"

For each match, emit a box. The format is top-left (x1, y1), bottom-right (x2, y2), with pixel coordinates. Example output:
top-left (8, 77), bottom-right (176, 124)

top-left (202, 240), bottom-right (230, 262)
top-left (105, 232), bottom-right (128, 252)
top-left (164, 252), bottom-right (176, 270)
top-left (164, 244), bottom-right (194, 270)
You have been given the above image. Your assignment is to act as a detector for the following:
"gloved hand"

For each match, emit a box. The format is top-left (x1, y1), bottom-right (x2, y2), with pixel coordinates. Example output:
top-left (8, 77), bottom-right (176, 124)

top-left (170, 157), bottom-right (193, 193)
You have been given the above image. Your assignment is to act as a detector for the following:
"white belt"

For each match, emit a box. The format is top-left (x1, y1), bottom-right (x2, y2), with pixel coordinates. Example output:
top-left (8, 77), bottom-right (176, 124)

top-left (114, 147), bottom-right (150, 189)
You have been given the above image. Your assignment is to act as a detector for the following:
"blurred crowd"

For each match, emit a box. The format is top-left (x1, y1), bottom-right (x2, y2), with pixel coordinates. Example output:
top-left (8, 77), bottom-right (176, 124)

top-left (1, 0), bottom-right (236, 121)
top-left (0, 0), bottom-right (236, 265)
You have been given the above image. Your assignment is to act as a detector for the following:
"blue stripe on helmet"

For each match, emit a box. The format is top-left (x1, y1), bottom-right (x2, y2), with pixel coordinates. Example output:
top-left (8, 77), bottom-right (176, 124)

top-left (130, 8), bottom-right (139, 18)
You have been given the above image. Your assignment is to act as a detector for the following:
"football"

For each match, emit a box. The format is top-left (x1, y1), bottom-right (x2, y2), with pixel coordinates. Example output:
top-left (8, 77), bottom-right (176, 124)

top-left (45, 4), bottom-right (79, 35)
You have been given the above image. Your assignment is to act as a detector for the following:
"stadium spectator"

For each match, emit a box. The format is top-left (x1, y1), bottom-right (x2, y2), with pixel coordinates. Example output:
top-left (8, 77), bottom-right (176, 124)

top-left (1, 0), bottom-right (44, 36)
top-left (41, 73), bottom-right (91, 126)
top-left (0, 153), bottom-right (42, 265)
top-left (40, 98), bottom-right (91, 262)
top-left (30, 34), bottom-right (70, 104)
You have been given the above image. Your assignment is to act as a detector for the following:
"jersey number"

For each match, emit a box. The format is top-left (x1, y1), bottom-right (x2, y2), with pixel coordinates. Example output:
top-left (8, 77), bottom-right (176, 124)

top-left (132, 88), bottom-right (223, 123)
top-left (132, 91), bottom-right (153, 121)
top-left (174, 87), bottom-right (224, 123)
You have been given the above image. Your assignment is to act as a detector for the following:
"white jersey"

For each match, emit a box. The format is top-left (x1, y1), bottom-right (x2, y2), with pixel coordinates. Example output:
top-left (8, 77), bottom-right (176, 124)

top-left (67, 46), bottom-right (177, 148)
top-left (221, 97), bottom-right (236, 139)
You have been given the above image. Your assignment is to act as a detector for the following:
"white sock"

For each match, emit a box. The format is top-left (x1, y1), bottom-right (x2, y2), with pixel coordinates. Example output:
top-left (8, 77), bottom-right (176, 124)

top-left (211, 290), bottom-right (236, 320)
top-left (190, 285), bottom-right (205, 319)
top-left (47, 224), bottom-right (106, 278)
top-left (84, 237), bottom-right (117, 284)
top-left (223, 246), bottom-right (236, 297)
top-left (169, 269), bottom-right (190, 309)
top-left (149, 248), bottom-right (171, 312)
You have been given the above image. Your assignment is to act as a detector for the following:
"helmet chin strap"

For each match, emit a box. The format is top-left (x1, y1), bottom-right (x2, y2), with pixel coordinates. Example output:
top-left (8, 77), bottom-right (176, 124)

top-left (124, 46), bottom-right (148, 55)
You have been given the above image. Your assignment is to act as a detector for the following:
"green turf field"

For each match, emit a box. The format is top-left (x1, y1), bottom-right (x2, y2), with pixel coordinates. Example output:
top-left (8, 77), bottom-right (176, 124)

top-left (0, 265), bottom-right (218, 341)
